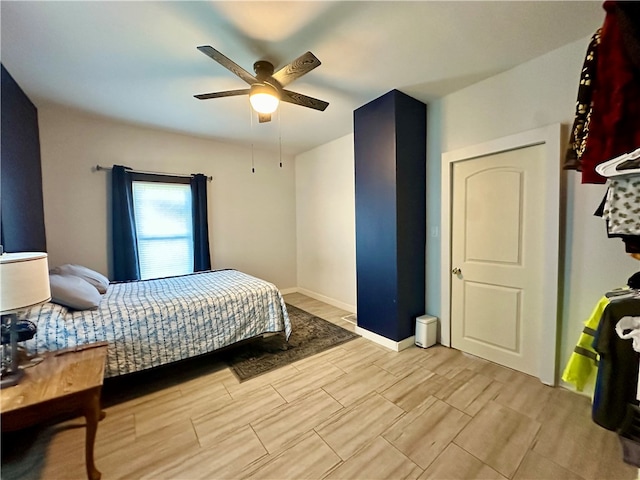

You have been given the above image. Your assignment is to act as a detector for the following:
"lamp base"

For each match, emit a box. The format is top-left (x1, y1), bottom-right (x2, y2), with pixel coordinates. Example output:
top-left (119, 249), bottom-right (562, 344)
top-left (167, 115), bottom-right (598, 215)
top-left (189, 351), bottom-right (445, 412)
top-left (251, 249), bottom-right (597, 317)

top-left (1, 313), bottom-right (25, 388)
top-left (0, 368), bottom-right (24, 388)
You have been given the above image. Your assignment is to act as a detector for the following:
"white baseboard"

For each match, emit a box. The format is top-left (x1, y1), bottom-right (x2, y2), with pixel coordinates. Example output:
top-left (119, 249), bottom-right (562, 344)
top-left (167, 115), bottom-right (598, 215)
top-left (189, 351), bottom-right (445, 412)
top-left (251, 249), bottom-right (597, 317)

top-left (279, 287), bottom-right (298, 295)
top-left (281, 287), bottom-right (416, 352)
top-left (355, 326), bottom-right (415, 352)
top-left (397, 336), bottom-right (417, 351)
top-left (294, 287), bottom-right (356, 313)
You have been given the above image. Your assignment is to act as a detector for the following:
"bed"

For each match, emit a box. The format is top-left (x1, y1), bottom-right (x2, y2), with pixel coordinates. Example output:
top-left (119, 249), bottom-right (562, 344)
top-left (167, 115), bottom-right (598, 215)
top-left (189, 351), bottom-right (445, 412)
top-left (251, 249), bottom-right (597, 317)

top-left (21, 269), bottom-right (291, 377)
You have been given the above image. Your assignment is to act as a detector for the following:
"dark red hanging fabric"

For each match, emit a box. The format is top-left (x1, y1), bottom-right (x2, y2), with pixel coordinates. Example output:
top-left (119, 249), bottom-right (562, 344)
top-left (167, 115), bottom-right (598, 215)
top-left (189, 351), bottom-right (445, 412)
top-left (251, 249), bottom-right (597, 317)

top-left (580, 1), bottom-right (640, 184)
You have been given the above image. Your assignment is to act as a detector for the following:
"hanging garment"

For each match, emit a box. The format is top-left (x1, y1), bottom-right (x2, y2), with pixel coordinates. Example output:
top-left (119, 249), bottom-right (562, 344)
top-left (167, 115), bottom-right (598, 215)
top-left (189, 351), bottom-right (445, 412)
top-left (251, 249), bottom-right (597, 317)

top-left (593, 296), bottom-right (640, 431)
top-left (562, 296), bottom-right (610, 391)
top-left (564, 29), bottom-right (601, 171)
top-left (594, 186), bottom-right (640, 253)
top-left (572, 1), bottom-right (640, 184)
top-left (602, 176), bottom-right (640, 236)
top-left (616, 315), bottom-right (640, 401)
top-left (615, 314), bottom-right (640, 468)
top-left (618, 404), bottom-right (640, 468)
top-left (616, 1), bottom-right (640, 72)
top-left (623, 238), bottom-right (640, 254)
top-left (629, 272), bottom-right (640, 289)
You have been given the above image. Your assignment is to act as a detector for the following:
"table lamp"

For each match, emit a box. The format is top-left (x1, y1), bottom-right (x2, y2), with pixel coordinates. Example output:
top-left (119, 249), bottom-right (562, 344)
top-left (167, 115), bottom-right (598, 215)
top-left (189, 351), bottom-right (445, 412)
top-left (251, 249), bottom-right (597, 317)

top-left (0, 251), bottom-right (51, 388)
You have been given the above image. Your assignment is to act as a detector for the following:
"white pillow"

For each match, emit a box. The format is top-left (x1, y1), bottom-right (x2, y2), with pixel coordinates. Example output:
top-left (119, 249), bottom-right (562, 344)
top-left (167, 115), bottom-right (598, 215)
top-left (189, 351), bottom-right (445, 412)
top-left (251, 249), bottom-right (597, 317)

top-left (50, 264), bottom-right (109, 294)
top-left (49, 274), bottom-right (102, 310)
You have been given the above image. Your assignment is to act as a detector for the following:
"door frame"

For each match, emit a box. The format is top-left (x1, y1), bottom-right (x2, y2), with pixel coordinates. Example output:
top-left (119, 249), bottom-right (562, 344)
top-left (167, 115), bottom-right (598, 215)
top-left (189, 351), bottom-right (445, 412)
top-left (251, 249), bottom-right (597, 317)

top-left (440, 124), bottom-right (561, 385)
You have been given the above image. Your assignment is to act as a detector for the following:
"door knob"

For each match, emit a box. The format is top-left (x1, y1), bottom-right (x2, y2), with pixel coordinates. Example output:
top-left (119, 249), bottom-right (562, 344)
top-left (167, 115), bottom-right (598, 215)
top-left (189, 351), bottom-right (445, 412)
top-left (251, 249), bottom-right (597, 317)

top-left (452, 267), bottom-right (462, 275)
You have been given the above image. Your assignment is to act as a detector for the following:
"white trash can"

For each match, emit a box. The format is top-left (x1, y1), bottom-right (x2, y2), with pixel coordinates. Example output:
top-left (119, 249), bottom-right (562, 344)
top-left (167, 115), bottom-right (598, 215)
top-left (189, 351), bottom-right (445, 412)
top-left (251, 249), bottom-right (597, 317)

top-left (415, 315), bottom-right (437, 348)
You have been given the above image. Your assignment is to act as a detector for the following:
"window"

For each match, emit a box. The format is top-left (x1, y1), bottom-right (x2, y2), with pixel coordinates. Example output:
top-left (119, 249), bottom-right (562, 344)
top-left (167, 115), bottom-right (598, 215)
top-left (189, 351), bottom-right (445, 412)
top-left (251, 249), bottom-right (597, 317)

top-left (132, 177), bottom-right (193, 280)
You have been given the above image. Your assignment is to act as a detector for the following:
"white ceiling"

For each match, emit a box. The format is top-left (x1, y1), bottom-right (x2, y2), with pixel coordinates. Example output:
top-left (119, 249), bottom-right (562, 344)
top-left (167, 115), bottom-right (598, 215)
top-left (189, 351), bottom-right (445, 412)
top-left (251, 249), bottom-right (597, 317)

top-left (1, 1), bottom-right (604, 155)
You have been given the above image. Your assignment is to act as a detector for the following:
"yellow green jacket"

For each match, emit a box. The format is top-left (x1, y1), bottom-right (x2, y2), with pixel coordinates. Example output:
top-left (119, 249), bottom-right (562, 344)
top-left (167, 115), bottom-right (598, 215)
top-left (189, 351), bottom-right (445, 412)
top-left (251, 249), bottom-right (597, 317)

top-left (562, 296), bottom-right (610, 392)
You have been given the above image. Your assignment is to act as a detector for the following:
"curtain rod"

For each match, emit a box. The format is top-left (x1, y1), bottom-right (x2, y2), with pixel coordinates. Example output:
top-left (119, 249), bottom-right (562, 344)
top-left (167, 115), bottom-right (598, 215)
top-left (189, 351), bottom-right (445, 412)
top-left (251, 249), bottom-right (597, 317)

top-left (94, 164), bottom-right (212, 181)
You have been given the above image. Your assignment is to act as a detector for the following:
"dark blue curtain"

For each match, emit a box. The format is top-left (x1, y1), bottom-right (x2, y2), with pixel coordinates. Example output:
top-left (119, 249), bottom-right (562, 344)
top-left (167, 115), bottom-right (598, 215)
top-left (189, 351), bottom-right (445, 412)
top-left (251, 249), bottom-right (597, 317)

top-left (191, 174), bottom-right (211, 271)
top-left (112, 165), bottom-right (140, 281)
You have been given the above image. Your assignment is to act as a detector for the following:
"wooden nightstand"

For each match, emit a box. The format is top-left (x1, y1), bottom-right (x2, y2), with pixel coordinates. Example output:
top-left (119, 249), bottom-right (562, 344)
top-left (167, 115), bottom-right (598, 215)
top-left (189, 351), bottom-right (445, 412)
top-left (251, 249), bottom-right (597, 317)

top-left (1, 342), bottom-right (108, 480)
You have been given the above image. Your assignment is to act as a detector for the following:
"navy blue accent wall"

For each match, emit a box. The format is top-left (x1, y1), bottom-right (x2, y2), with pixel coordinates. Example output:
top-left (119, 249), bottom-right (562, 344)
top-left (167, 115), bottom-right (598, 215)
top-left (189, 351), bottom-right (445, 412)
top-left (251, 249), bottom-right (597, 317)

top-left (354, 90), bottom-right (426, 342)
top-left (1, 64), bottom-right (47, 252)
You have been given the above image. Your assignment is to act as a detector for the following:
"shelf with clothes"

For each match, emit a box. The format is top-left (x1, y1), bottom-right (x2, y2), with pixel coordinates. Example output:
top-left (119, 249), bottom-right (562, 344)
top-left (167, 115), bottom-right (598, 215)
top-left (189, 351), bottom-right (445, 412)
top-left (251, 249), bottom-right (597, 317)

top-left (562, 271), bottom-right (640, 469)
top-left (591, 289), bottom-right (640, 432)
top-left (562, 282), bottom-right (640, 394)
top-left (605, 282), bottom-right (640, 469)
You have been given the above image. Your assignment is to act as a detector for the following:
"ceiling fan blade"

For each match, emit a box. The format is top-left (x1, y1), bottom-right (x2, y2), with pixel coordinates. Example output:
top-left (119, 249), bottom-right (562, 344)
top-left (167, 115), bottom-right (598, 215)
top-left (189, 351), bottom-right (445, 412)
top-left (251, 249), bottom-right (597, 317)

top-left (194, 89), bottom-right (250, 100)
top-left (281, 90), bottom-right (329, 111)
top-left (197, 46), bottom-right (257, 85)
top-left (258, 113), bottom-right (272, 123)
top-left (272, 52), bottom-right (321, 87)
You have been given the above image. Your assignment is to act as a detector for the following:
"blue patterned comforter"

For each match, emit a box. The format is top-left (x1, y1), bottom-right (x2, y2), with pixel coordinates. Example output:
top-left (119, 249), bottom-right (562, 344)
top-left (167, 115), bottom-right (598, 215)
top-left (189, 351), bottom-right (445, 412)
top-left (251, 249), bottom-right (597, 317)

top-left (22, 269), bottom-right (291, 377)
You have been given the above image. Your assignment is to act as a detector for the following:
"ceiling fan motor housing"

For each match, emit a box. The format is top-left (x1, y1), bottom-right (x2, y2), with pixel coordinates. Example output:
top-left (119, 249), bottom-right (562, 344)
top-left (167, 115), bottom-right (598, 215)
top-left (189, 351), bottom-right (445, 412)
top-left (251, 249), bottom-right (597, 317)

top-left (253, 61), bottom-right (275, 80)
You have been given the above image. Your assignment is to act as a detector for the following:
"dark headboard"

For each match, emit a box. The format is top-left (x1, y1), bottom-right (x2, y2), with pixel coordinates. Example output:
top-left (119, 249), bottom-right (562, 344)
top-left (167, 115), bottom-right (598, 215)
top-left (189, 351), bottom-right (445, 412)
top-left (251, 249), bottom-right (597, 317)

top-left (1, 64), bottom-right (47, 252)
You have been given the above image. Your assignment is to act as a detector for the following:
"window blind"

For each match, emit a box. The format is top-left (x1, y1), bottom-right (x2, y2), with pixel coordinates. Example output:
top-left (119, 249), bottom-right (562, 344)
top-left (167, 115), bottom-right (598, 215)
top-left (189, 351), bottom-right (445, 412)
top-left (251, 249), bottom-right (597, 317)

top-left (132, 181), bottom-right (194, 280)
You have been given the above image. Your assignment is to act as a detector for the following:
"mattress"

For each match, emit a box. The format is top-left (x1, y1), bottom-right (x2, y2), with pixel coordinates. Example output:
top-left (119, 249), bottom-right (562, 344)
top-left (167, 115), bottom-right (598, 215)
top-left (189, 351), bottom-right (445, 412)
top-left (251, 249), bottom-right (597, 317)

top-left (22, 269), bottom-right (291, 377)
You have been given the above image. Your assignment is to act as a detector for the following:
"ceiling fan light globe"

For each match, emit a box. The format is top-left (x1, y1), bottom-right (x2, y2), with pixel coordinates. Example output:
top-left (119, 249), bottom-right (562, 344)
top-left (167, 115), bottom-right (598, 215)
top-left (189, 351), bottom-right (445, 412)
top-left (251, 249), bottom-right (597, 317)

top-left (249, 83), bottom-right (280, 114)
top-left (250, 92), bottom-right (279, 114)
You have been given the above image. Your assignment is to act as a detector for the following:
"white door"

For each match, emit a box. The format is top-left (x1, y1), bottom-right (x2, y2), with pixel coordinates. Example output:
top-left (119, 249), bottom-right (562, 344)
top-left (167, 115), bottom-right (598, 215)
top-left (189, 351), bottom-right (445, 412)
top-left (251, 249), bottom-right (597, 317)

top-left (450, 144), bottom-right (545, 377)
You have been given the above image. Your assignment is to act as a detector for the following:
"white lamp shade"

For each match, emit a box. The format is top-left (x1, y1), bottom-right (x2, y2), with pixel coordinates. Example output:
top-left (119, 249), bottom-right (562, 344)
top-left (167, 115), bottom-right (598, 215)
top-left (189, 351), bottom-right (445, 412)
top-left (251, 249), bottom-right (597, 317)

top-left (249, 83), bottom-right (280, 114)
top-left (0, 252), bottom-right (51, 313)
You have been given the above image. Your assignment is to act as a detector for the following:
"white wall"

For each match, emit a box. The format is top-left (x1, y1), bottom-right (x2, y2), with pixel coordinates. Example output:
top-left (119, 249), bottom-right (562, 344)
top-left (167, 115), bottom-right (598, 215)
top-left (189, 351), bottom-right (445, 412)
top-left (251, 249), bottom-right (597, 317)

top-left (38, 105), bottom-right (297, 290)
top-left (425, 101), bottom-right (443, 318)
top-left (295, 134), bottom-right (356, 311)
top-left (434, 36), bottom-right (639, 384)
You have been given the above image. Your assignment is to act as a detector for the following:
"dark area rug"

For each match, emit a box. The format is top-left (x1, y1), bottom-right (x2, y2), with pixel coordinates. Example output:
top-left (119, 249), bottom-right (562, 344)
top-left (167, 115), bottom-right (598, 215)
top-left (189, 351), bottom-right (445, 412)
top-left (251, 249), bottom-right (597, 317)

top-left (225, 304), bottom-right (359, 382)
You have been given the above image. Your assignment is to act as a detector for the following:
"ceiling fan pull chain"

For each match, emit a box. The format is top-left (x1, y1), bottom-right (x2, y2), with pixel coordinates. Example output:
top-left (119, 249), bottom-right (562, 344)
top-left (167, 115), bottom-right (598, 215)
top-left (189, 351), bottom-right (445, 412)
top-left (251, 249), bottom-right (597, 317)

top-left (278, 110), bottom-right (283, 168)
top-left (249, 103), bottom-right (256, 173)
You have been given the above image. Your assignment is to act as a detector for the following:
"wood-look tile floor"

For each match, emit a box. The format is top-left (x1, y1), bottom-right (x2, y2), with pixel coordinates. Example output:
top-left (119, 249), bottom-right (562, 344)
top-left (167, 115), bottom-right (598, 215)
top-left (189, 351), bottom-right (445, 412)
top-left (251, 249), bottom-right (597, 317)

top-left (2, 293), bottom-right (637, 480)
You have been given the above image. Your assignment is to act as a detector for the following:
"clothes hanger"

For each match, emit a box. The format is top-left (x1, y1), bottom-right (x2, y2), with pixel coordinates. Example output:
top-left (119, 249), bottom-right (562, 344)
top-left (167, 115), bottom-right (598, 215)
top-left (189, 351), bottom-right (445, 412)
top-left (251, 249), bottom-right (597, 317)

top-left (605, 272), bottom-right (640, 299)
top-left (595, 146), bottom-right (640, 178)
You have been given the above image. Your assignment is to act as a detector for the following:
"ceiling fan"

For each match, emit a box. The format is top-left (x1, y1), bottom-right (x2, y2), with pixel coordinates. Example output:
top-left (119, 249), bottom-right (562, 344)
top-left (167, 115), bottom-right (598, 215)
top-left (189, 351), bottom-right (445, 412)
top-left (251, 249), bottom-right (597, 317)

top-left (194, 46), bottom-right (329, 123)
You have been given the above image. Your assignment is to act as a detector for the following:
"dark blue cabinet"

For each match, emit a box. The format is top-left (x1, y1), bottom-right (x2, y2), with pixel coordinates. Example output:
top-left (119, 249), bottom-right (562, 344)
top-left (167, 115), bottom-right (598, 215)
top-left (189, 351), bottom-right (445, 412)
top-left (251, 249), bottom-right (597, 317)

top-left (354, 90), bottom-right (426, 342)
